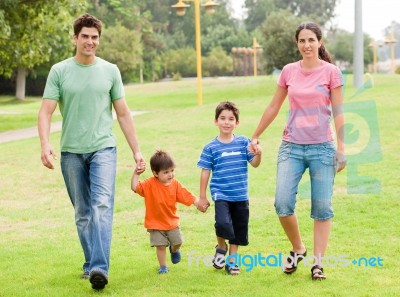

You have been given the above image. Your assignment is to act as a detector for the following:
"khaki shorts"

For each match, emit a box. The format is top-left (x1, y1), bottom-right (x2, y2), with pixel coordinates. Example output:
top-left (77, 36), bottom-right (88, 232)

top-left (148, 226), bottom-right (183, 247)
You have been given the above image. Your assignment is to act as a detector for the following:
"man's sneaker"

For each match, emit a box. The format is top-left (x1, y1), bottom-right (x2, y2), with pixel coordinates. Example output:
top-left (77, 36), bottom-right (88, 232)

top-left (212, 246), bottom-right (227, 269)
top-left (158, 266), bottom-right (169, 274)
top-left (169, 246), bottom-right (181, 264)
top-left (89, 271), bottom-right (108, 290)
top-left (81, 271), bottom-right (90, 279)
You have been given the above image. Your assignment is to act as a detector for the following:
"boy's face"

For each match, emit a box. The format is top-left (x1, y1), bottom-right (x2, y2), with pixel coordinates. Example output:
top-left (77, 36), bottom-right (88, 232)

top-left (215, 109), bottom-right (239, 135)
top-left (153, 167), bottom-right (175, 185)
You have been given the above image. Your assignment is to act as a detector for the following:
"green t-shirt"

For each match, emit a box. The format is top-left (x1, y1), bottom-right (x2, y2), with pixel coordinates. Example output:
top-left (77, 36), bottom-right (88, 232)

top-left (43, 57), bottom-right (125, 153)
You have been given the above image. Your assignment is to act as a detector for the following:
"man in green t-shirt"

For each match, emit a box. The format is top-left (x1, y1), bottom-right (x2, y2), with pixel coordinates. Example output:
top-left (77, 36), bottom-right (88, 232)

top-left (38, 13), bottom-right (145, 291)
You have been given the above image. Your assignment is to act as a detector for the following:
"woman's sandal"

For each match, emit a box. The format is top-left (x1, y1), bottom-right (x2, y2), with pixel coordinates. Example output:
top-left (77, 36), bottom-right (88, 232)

top-left (225, 264), bottom-right (240, 275)
top-left (311, 265), bottom-right (326, 280)
top-left (283, 249), bottom-right (307, 274)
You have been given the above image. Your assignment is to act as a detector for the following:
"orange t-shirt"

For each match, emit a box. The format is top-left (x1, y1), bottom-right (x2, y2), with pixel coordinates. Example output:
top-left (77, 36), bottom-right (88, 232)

top-left (135, 177), bottom-right (196, 230)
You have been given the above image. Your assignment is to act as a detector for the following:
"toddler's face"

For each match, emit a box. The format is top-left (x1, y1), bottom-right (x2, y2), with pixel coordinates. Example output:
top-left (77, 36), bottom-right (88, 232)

top-left (154, 167), bottom-right (175, 185)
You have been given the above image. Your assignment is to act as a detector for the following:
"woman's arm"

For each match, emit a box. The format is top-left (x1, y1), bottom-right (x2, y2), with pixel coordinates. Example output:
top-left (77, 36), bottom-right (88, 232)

top-left (251, 85), bottom-right (287, 151)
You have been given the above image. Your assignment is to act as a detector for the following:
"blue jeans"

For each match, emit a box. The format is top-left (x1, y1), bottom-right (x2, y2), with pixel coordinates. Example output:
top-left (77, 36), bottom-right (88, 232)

top-left (275, 141), bottom-right (335, 220)
top-left (61, 147), bottom-right (117, 276)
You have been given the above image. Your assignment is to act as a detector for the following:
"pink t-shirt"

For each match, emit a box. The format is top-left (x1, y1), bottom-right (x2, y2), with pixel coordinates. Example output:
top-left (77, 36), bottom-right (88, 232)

top-left (278, 60), bottom-right (343, 144)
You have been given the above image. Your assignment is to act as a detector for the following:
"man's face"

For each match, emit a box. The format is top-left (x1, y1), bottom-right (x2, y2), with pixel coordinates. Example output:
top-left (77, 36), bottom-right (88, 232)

top-left (74, 27), bottom-right (99, 59)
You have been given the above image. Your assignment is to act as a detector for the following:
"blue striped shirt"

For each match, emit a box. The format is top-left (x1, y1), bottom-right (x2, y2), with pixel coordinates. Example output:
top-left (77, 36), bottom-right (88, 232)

top-left (197, 135), bottom-right (254, 202)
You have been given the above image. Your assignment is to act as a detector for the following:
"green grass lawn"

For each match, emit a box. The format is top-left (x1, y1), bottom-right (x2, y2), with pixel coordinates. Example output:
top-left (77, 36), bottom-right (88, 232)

top-left (0, 75), bottom-right (399, 296)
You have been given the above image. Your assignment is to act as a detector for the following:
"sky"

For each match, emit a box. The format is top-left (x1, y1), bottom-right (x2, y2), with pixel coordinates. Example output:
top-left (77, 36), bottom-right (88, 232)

top-left (231, 0), bottom-right (400, 41)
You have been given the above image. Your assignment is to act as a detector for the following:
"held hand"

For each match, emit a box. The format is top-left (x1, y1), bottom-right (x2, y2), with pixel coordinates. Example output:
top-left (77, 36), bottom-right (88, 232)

top-left (40, 144), bottom-right (57, 170)
top-left (134, 152), bottom-right (146, 172)
top-left (335, 151), bottom-right (347, 173)
top-left (196, 198), bottom-right (210, 213)
top-left (249, 139), bottom-right (262, 155)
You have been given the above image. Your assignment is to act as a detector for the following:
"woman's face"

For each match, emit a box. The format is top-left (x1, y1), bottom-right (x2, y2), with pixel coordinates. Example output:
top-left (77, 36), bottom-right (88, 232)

top-left (297, 29), bottom-right (321, 60)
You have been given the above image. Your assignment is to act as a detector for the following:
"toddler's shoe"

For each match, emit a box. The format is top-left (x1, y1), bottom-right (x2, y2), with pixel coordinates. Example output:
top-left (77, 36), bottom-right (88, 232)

top-left (169, 246), bottom-right (181, 264)
top-left (158, 266), bottom-right (169, 274)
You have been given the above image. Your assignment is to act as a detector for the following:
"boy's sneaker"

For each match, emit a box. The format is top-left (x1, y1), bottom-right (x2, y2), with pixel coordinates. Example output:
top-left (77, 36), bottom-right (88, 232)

top-left (158, 266), bottom-right (169, 274)
top-left (169, 246), bottom-right (181, 264)
top-left (89, 271), bottom-right (108, 290)
top-left (212, 246), bottom-right (227, 269)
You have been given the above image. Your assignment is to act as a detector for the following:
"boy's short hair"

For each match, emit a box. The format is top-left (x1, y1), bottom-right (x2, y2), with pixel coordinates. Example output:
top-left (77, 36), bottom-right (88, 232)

top-left (150, 150), bottom-right (176, 173)
top-left (215, 101), bottom-right (239, 122)
top-left (73, 13), bottom-right (102, 37)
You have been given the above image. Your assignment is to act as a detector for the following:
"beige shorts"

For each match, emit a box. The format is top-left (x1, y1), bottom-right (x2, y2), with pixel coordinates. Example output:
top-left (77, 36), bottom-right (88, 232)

top-left (148, 226), bottom-right (183, 247)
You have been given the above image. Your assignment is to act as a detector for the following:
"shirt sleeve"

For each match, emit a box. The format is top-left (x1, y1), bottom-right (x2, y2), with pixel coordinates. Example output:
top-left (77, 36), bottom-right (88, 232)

top-left (110, 64), bottom-right (125, 101)
top-left (277, 65), bottom-right (289, 89)
top-left (42, 66), bottom-right (61, 100)
top-left (175, 181), bottom-right (196, 206)
top-left (197, 145), bottom-right (213, 170)
top-left (330, 66), bottom-right (344, 89)
top-left (134, 180), bottom-right (147, 198)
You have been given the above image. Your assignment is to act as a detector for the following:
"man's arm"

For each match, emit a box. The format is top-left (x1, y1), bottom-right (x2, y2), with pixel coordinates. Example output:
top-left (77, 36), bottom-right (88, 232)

top-left (38, 99), bottom-right (58, 169)
top-left (113, 98), bottom-right (145, 171)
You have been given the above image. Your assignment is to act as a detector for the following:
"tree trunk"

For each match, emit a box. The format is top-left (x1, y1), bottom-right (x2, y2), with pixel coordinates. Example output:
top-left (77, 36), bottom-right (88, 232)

top-left (15, 67), bottom-right (26, 100)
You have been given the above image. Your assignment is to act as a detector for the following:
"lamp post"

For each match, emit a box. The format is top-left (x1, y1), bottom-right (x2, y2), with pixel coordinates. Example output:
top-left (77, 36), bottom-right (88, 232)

top-left (384, 30), bottom-right (397, 74)
top-left (252, 37), bottom-right (262, 77)
top-left (171, 0), bottom-right (219, 106)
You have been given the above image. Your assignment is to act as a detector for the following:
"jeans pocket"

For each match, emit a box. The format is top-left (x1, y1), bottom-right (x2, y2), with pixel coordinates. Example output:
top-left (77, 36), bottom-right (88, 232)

top-left (318, 142), bottom-right (336, 166)
top-left (277, 141), bottom-right (291, 163)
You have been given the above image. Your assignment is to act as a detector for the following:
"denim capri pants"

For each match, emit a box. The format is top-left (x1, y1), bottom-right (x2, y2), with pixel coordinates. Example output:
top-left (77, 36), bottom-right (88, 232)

top-left (274, 141), bottom-right (336, 220)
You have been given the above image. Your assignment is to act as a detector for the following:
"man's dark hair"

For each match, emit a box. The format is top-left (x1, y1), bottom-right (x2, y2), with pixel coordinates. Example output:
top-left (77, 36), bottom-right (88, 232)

top-left (73, 13), bottom-right (102, 37)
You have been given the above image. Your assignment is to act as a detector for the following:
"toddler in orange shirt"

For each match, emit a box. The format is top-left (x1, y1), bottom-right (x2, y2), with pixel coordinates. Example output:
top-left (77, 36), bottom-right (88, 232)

top-left (131, 150), bottom-right (209, 274)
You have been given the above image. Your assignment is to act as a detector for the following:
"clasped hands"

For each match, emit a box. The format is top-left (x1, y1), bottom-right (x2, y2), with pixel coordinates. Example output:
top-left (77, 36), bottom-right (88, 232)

top-left (196, 198), bottom-right (210, 213)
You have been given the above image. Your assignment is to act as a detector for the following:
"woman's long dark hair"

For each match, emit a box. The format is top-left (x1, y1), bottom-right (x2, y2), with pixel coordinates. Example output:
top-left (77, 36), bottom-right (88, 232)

top-left (295, 22), bottom-right (333, 64)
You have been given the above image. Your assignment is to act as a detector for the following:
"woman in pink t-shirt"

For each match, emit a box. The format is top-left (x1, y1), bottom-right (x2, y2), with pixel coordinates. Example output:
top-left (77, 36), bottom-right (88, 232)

top-left (250, 22), bottom-right (347, 280)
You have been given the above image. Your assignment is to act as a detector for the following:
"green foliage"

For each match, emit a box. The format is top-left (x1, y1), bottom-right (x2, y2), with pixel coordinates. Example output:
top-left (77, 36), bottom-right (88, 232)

top-left (244, 0), bottom-right (276, 32)
top-left (96, 23), bottom-right (142, 82)
top-left (203, 47), bottom-right (233, 77)
top-left (260, 9), bottom-right (305, 73)
top-left (202, 24), bottom-right (251, 55)
top-left (0, 0), bottom-right (86, 78)
top-left (163, 48), bottom-right (197, 77)
top-left (273, 0), bottom-right (338, 27)
top-left (326, 30), bottom-right (373, 69)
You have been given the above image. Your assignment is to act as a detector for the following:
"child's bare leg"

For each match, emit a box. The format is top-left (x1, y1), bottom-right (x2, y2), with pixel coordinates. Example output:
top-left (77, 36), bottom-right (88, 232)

top-left (156, 245), bottom-right (167, 267)
top-left (216, 236), bottom-right (228, 250)
top-left (228, 244), bottom-right (238, 262)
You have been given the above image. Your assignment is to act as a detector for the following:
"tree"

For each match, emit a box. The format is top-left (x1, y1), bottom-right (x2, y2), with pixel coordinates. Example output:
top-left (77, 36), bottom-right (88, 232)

top-left (273, 0), bottom-right (338, 27)
top-left (244, 0), bottom-right (276, 32)
top-left (0, 0), bottom-right (86, 100)
top-left (260, 9), bottom-right (305, 73)
top-left (163, 48), bottom-right (197, 77)
top-left (96, 23), bottom-right (142, 82)
top-left (244, 0), bottom-right (339, 34)
top-left (203, 47), bottom-right (233, 76)
top-left (326, 30), bottom-right (373, 71)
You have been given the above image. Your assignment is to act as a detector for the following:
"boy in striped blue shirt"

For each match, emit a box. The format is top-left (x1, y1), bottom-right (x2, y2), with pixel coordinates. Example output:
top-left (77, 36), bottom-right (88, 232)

top-left (197, 101), bottom-right (262, 275)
